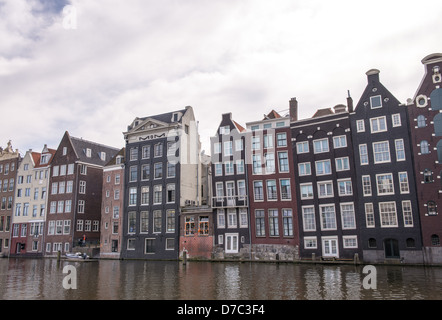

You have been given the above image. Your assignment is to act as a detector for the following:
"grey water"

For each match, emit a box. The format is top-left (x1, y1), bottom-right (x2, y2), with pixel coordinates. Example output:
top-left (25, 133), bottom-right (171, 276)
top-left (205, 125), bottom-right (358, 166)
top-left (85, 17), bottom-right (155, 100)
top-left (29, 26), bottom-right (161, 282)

top-left (1, 258), bottom-right (441, 300)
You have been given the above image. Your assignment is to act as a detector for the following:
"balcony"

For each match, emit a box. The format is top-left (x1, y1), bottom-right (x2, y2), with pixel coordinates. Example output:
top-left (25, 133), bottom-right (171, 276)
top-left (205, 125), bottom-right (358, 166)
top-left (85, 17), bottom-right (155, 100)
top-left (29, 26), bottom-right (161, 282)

top-left (211, 195), bottom-right (248, 208)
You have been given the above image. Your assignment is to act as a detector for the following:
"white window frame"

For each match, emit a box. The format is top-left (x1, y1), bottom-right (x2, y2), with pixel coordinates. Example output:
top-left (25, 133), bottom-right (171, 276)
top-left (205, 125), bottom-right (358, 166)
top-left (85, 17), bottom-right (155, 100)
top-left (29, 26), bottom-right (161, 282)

top-left (370, 116), bottom-right (387, 133)
top-left (370, 95), bottom-right (382, 109)
top-left (379, 201), bottom-right (398, 228)
top-left (373, 141), bottom-right (391, 164)
top-left (300, 183), bottom-right (314, 200)
top-left (392, 113), bottom-right (401, 127)
top-left (302, 206), bottom-right (316, 232)
top-left (317, 181), bottom-right (333, 198)
top-left (313, 138), bottom-right (329, 154)
top-left (395, 139), bottom-right (406, 162)
top-left (296, 141), bottom-right (309, 154)
top-left (376, 173), bottom-right (395, 195)
top-left (356, 120), bottom-right (365, 133)
top-left (333, 135), bottom-right (347, 149)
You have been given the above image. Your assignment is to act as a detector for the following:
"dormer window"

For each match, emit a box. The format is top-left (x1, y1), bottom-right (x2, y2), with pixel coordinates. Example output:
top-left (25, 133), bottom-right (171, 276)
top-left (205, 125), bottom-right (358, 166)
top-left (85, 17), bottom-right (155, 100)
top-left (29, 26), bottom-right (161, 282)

top-left (40, 154), bottom-right (49, 165)
top-left (100, 152), bottom-right (106, 161)
top-left (86, 148), bottom-right (91, 158)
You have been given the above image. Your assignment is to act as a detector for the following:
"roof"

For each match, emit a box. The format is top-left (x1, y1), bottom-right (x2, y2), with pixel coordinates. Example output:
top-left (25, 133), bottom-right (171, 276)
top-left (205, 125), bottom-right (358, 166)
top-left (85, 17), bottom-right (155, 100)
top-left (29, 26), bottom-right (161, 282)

top-left (34, 148), bottom-right (56, 169)
top-left (312, 108), bottom-right (334, 118)
top-left (69, 135), bottom-right (120, 166)
top-left (263, 110), bottom-right (282, 120)
top-left (127, 108), bottom-right (189, 132)
top-left (105, 147), bottom-right (125, 167)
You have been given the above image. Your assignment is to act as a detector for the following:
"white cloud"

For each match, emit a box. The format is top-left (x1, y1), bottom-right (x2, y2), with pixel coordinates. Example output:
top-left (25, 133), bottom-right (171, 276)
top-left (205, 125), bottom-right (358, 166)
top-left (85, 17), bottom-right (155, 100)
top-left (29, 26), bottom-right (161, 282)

top-left (0, 0), bottom-right (441, 154)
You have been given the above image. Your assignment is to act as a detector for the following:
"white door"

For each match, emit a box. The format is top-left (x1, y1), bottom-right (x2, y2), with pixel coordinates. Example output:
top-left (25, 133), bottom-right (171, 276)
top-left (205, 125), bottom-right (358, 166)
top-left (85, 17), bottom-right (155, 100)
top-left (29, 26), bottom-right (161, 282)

top-left (322, 237), bottom-right (339, 257)
top-left (225, 233), bottom-right (238, 253)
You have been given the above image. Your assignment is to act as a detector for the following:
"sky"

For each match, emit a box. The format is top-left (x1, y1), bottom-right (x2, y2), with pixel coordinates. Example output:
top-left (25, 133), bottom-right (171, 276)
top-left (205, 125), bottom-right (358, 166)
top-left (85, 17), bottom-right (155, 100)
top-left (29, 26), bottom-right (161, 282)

top-left (1, 0), bottom-right (442, 155)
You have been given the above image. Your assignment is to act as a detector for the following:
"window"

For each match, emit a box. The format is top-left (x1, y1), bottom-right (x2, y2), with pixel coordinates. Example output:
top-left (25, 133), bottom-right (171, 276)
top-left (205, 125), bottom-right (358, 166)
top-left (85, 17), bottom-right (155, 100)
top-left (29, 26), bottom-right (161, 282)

top-left (313, 138), bottom-right (329, 154)
top-left (420, 140), bottom-right (430, 154)
top-left (337, 179), bottom-right (353, 196)
top-left (263, 134), bottom-right (273, 149)
top-left (141, 164), bottom-right (150, 180)
top-left (333, 135), bottom-right (347, 148)
top-left (296, 141), bottom-right (309, 154)
top-left (141, 187), bottom-right (149, 205)
top-left (225, 161), bottom-right (234, 175)
top-left (153, 210), bottom-right (162, 233)
top-left (252, 154), bottom-right (262, 174)
top-left (167, 162), bottom-right (176, 178)
top-left (280, 179), bottom-right (291, 200)
top-left (304, 237), bottom-right (317, 249)
top-left (220, 126), bottom-right (230, 135)
top-left (417, 115), bottom-right (426, 128)
top-left (215, 182), bottom-right (224, 200)
top-left (154, 143), bottom-right (163, 157)
top-left (428, 201), bottom-right (437, 216)
top-left (431, 234), bottom-right (440, 246)
top-left (236, 160), bottom-right (245, 174)
top-left (145, 239), bottom-right (156, 254)
top-left (343, 236), bottom-right (358, 249)
top-left (370, 116), bottom-right (387, 133)
top-left (373, 141), bottom-right (390, 163)
top-left (129, 188), bottom-right (137, 206)
top-left (199, 216), bottom-right (209, 235)
top-left (185, 216), bottom-right (195, 236)
top-left (398, 172), bottom-right (409, 193)
top-left (235, 139), bottom-right (243, 151)
top-left (217, 209), bottom-right (225, 228)
top-left (142, 145), bottom-right (151, 159)
top-left (253, 181), bottom-right (263, 201)
top-left (166, 210), bottom-right (175, 233)
top-left (214, 142), bottom-right (221, 154)
top-left (320, 205), bottom-right (336, 230)
top-left (357, 120), bottom-right (365, 132)
top-left (227, 209), bottom-right (237, 228)
top-left (335, 157), bottom-right (350, 171)
top-left (282, 209), bottom-right (293, 237)
top-left (140, 211), bottom-right (149, 233)
top-left (154, 163), bottom-right (162, 179)
top-left (224, 141), bottom-right (233, 156)
top-left (376, 173), bottom-right (394, 195)
top-left (358, 144), bottom-right (369, 165)
top-left (340, 203), bottom-right (356, 229)
top-left (315, 160), bottom-right (331, 175)
top-left (278, 152), bottom-right (289, 172)
top-left (238, 180), bottom-right (246, 200)
top-left (392, 113), bottom-right (401, 127)
top-left (153, 185), bottom-right (162, 204)
top-left (402, 201), bottom-right (414, 227)
top-left (130, 148), bottom-right (138, 161)
top-left (225, 234), bottom-right (238, 253)
top-left (430, 88), bottom-right (442, 110)
top-left (252, 136), bottom-right (261, 150)
top-left (395, 139), bottom-right (406, 161)
top-left (266, 180), bottom-right (277, 200)
top-left (298, 162), bottom-right (311, 176)
top-left (365, 203), bottom-right (375, 228)
top-left (300, 183), bottom-right (313, 200)
top-left (370, 95), bottom-right (382, 109)
top-left (379, 202), bottom-right (398, 227)
top-left (268, 209), bottom-right (279, 236)
top-left (239, 208), bottom-right (247, 228)
top-left (128, 211), bottom-right (136, 234)
top-left (424, 169), bottom-right (433, 183)
top-left (276, 133), bottom-right (287, 147)
top-left (255, 210), bottom-right (265, 237)
top-left (78, 200), bottom-right (85, 213)
top-left (318, 181), bottom-right (333, 198)
top-left (264, 153), bottom-right (275, 173)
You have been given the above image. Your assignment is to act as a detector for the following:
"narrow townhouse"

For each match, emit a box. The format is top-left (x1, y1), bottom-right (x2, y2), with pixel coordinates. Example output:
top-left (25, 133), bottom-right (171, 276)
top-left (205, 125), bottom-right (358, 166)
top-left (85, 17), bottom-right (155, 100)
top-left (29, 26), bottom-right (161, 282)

top-left (210, 113), bottom-right (250, 258)
top-left (0, 141), bottom-right (21, 257)
top-left (100, 148), bottom-right (125, 259)
top-left (407, 53), bottom-right (442, 264)
top-left (44, 131), bottom-right (120, 256)
top-left (350, 69), bottom-right (423, 264)
top-left (291, 99), bottom-right (361, 260)
top-left (245, 108), bottom-right (299, 260)
top-left (121, 106), bottom-right (202, 260)
top-left (10, 145), bottom-right (55, 256)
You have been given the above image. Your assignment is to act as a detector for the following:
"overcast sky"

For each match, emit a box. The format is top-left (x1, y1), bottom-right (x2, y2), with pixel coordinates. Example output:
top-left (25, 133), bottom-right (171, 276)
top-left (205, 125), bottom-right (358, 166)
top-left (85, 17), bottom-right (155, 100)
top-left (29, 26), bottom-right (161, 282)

top-left (1, 0), bottom-right (442, 155)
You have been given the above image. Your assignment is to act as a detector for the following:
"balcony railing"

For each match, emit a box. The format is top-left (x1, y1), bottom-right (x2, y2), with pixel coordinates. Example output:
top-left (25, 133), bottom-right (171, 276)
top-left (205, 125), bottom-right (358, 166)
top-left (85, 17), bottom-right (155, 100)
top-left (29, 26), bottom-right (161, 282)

top-left (212, 195), bottom-right (248, 208)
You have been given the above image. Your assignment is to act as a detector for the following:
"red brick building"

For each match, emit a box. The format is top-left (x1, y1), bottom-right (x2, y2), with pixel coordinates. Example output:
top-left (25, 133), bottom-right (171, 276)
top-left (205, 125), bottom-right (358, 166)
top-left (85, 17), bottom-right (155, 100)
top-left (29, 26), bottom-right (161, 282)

top-left (407, 53), bottom-right (442, 264)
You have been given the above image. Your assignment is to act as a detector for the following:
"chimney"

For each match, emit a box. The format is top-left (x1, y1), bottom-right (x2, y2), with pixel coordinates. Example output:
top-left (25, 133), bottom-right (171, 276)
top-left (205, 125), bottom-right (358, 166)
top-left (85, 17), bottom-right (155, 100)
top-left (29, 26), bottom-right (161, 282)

top-left (334, 104), bottom-right (346, 113)
top-left (366, 68), bottom-right (380, 83)
top-left (289, 97), bottom-right (298, 122)
top-left (347, 90), bottom-right (354, 113)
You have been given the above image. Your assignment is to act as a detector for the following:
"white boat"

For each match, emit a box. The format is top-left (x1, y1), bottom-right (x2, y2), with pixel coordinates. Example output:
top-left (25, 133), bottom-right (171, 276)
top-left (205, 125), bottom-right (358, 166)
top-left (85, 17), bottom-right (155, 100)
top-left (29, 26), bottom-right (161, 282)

top-left (65, 252), bottom-right (89, 260)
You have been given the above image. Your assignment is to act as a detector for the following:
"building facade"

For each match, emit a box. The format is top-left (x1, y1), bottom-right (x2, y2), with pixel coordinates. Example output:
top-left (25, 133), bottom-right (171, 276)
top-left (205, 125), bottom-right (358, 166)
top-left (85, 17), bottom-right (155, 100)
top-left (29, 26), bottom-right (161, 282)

top-left (0, 141), bottom-right (21, 257)
top-left (44, 131), bottom-right (119, 256)
top-left (121, 106), bottom-right (202, 260)
top-left (211, 113), bottom-right (250, 258)
top-left (407, 53), bottom-right (442, 264)
top-left (100, 148), bottom-right (125, 259)
top-left (291, 101), bottom-right (361, 260)
top-left (10, 145), bottom-right (55, 257)
top-left (351, 69), bottom-right (423, 264)
top-left (246, 109), bottom-right (299, 261)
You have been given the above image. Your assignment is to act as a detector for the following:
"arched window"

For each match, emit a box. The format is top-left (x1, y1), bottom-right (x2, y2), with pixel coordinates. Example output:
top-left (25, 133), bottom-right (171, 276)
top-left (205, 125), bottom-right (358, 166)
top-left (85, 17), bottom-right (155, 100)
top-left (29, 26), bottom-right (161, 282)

top-left (406, 238), bottom-right (415, 248)
top-left (431, 234), bottom-right (440, 246)
top-left (430, 88), bottom-right (442, 110)
top-left (421, 140), bottom-right (430, 154)
top-left (428, 201), bottom-right (437, 215)
top-left (368, 238), bottom-right (377, 248)
top-left (435, 114), bottom-right (442, 136)
top-left (417, 115), bottom-right (426, 128)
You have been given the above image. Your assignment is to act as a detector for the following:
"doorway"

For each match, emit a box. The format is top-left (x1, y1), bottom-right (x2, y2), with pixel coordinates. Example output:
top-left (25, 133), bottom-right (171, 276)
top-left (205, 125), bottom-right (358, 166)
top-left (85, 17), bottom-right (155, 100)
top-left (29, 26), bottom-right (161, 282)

top-left (384, 238), bottom-right (400, 258)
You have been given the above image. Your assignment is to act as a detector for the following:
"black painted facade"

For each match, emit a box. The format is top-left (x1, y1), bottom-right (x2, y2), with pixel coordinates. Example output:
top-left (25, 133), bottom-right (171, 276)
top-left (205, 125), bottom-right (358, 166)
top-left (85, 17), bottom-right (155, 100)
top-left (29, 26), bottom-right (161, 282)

top-left (350, 70), bottom-right (423, 263)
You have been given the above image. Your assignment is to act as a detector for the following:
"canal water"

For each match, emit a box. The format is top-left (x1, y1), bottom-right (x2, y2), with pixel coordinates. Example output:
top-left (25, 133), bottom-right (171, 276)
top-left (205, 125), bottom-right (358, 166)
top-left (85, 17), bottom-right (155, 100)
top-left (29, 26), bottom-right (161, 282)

top-left (0, 258), bottom-right (442, 300)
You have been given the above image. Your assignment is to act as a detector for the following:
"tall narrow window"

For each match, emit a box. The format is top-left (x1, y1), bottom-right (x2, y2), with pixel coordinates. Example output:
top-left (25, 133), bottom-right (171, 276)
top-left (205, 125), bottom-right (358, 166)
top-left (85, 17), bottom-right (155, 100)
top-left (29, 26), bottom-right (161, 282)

top-left (420, 140), bottom-right (430, 154)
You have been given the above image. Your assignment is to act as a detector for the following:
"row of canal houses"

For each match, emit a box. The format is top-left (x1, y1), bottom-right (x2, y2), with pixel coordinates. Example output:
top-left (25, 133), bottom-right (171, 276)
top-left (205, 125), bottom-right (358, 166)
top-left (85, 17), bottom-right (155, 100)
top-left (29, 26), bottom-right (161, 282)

top-left (1, 53), bottom-right (442, 265)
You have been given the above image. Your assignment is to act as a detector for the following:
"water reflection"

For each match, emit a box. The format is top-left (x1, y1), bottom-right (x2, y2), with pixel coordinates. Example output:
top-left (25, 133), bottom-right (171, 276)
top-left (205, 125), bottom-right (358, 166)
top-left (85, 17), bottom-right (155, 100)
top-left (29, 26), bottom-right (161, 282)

top-left (0, 259), bottom-right (442, 300)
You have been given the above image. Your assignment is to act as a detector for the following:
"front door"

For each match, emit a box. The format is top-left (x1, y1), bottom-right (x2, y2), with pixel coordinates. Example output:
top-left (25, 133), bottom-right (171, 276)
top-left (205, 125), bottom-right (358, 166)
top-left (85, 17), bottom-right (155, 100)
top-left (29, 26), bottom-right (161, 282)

top-left (384, 239), bottom-right (400, 258)
top-left (322, 237), bottom-right (339, 258)
top-left (225, 233), bottom-right (238, 253)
